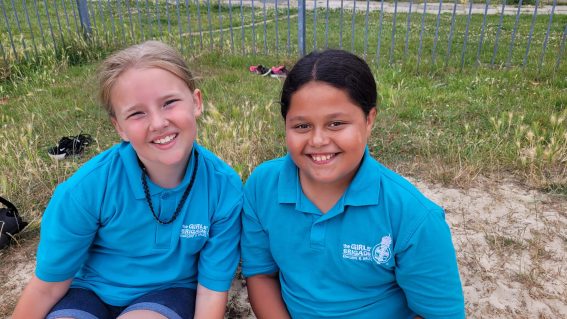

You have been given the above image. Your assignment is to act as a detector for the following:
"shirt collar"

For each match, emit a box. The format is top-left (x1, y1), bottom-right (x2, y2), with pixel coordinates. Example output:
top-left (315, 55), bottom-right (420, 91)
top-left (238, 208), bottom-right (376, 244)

top-left (277, 154), bottom-right (299, 204)
top-left (277, 147), bottom-right (381, 208)
top-left (120, 141), bottom-right (198, 199)
top-left (343, 147), bottom-right (381, 206)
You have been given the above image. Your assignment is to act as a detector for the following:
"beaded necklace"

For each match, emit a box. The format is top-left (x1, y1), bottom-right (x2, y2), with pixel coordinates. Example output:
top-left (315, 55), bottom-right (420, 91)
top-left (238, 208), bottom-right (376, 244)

top-left (138, 149), bottom-right (199, 225)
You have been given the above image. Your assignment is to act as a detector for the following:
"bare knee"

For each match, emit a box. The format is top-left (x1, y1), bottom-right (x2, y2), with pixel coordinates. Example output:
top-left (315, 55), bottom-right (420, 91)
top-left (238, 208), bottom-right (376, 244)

top-left (118, 310), bottom-right (168, 319)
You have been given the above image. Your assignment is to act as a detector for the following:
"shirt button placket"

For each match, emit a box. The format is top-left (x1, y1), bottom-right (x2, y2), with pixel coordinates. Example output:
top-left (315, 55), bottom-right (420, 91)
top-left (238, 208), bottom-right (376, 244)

top-left (310, 218), bottom-right (327, 250)
top-left (155, 192), bottom-right (174, 249)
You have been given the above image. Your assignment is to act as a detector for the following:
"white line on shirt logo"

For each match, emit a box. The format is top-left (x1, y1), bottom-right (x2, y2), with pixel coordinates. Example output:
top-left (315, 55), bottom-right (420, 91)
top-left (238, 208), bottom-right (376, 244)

top-left (372, 235), bottom-right (392, 264)
top-left (180, 224), bottom-right (209, 239)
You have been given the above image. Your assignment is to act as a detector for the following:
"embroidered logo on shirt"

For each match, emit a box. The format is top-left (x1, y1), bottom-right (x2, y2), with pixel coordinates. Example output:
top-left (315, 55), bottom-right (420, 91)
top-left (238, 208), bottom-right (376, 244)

top-left (180, 224), bottom-right (209, 239)
top-left (371, 235), bottom-right (392, 264)
top-left (342, 235), bottom-right (392, 264)
top-left (342, 244), bottom-right (373, 261)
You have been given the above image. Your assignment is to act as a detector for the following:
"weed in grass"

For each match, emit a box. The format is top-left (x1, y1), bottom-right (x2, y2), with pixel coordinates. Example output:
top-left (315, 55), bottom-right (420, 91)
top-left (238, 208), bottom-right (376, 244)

top-left (526, 231), bottom-right (553, 261)
top-left (199, 100), bottom-right (285, 180)
top-left (1, 33), bottom-right (117, 98)
top-left (485, 234), bottom-right (527, 253)
top-left (488, 109), bottom-right (567, 188)
top-left (513, 267), bottom-right (543, 290)
top-left (543, 183), bottom-right (567, 195)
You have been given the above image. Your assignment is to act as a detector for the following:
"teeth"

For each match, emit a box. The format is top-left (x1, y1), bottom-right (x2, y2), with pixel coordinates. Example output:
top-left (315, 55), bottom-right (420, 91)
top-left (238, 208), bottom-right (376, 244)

top-left (311, 153), bottom-right (334, 162)
top-left (154, 134), bottom-right (175, 144)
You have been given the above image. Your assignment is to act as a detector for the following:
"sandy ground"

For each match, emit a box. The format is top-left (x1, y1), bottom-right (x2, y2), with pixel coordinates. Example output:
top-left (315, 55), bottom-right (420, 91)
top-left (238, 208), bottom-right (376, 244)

top-left (1, 176), bottom-right (566, 318)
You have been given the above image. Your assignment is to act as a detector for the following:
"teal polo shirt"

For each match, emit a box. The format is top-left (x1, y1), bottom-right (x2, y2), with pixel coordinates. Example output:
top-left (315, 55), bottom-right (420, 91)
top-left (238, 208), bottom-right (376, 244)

top-left (241, 149), bottom-right (464, 319)
top-left (36, 142), bottom-right (242, 306)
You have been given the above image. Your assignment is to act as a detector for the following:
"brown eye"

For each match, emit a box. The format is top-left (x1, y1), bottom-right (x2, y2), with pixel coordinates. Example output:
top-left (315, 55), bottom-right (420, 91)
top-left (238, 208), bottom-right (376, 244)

top-left (294, 123), bottom-right (310, 130)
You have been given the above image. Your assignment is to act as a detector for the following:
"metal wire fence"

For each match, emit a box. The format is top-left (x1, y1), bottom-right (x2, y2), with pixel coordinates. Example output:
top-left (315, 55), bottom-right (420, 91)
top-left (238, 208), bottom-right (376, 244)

top-left (1, 0), bottom-right (566, 72)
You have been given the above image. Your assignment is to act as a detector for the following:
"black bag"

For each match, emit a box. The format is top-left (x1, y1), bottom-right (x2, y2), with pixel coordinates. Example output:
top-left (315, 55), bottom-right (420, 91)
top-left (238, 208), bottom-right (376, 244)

top-left (0, 196), bottom-right (28, 249)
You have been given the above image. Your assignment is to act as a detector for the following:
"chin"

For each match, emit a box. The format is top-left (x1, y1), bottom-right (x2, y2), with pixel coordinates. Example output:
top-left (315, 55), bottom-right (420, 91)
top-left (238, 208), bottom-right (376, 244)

top-left (157, 153), bottom-right (190, 166)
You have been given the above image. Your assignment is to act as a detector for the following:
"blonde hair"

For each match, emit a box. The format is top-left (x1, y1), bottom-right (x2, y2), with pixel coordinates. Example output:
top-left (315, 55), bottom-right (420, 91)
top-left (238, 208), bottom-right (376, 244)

top-left (97, 41), bottom-right (196, 116)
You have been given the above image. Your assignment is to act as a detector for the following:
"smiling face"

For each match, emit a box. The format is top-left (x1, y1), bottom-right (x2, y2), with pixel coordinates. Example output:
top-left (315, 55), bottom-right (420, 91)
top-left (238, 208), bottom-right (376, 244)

top-left (110, 67), bottom-right (202, 177)
top-left (285, 81), bottom-right (376, 192)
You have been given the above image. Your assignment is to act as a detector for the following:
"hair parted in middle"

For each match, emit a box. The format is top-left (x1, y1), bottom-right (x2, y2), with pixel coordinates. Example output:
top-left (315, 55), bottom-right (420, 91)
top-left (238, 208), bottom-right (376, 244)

top-left (280, 49), bottom-right (377, 119)
top-left (97, 40), bottom-right (197, 117)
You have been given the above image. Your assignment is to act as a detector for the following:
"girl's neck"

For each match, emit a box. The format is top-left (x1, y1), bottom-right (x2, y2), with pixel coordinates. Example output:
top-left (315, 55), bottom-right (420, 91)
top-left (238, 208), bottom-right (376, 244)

top-left (143, 161), bottom-right (188, 189)
top-left (299, 173), bottom-right (353, 214)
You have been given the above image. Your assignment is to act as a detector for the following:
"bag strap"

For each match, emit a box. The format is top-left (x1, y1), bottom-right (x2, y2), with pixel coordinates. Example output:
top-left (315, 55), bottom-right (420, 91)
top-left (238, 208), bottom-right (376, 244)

top-left (0, 196), bottom-right (19, 216)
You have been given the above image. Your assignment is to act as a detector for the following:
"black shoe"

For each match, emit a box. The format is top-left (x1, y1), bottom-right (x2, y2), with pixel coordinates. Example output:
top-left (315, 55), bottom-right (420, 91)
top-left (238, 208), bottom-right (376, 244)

top-left (249, 65), bottom-right (272, 76)
top-left (0, 196), bottom-right (27, 250)
top-left (48, 133), bottom-right (93, 160)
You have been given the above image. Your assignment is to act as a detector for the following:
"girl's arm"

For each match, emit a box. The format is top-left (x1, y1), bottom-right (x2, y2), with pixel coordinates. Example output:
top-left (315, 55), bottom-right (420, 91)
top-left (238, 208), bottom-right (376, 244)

top-left (246, 273), bottom-right (290, 319)
top-left (12, 275), bottom-right (72, 319)
top-left (193, 284), bottom-right (228, 319)
top-left (396, 210), bottom-right (465, 318)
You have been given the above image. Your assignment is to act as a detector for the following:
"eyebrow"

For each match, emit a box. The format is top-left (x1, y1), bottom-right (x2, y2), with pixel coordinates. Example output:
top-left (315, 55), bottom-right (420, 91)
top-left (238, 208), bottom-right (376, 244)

top-left (161, 93), bottom-right (179, 100)
top-left (286, 112), bottom-right (349, 122)
top-left (118, 93), bottom-right (182, 115)
top-left (286, 115), bottom-right (307, 122)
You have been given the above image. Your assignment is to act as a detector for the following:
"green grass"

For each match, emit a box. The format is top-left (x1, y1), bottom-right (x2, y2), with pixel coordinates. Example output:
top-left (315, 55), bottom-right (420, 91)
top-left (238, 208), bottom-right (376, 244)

top-left (0, 2), bottom-right (566, 229)
top-left (0, 4), bottom-right (566, 318)
top-left (1, 50), bottom-right (566, 226)
top-left (2, 2), bottom-right (567, 71)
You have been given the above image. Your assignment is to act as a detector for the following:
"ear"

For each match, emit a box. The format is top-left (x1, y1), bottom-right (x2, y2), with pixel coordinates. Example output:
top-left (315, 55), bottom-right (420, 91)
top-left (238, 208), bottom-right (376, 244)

top-left (111, 116), bottom-right (130, 142)
top-left (365, 107), bottom-right (377, 135)
top-left (192, 89), bottom-right (203, 118)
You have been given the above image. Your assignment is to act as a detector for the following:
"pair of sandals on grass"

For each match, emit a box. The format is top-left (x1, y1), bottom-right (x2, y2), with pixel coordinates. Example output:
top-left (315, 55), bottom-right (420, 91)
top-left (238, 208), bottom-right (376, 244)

top-left (249, 65), bottom-right (289, 78)
top-left (47, 133), bottom-right (93, 160)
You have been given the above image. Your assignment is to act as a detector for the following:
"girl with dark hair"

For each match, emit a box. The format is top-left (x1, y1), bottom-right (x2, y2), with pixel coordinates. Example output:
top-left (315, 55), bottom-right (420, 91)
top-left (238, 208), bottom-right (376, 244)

top-left (241, 49), bottom-right (465, 319)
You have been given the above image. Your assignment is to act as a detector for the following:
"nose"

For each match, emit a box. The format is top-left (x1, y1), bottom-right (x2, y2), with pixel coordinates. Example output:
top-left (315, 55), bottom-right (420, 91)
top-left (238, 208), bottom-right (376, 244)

top-left (310, 127), bottom-right (328, 147)
top-left (149, 110), bottom-right (169, 131)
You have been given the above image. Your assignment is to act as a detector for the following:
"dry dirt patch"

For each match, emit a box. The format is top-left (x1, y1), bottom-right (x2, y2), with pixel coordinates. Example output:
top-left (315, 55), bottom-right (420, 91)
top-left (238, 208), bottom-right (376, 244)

top-left (1, 177), bottom-right (566, 318)
top-left (414, 177), bottom-right (567, 319)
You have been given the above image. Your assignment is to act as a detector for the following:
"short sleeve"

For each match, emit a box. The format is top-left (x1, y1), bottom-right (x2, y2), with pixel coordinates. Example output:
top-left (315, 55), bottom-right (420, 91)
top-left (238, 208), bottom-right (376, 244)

top-left (197, 187), bottom-right (243, 292)
top-left (395, 209), bottom-right (465, 319)
top-left (240, 183), bottom-right (279, 278)
top-left (36, 185), bottom-right (99, 282)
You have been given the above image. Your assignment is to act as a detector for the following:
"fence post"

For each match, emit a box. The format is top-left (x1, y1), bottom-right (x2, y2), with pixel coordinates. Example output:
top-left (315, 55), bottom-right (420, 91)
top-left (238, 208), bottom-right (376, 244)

top-left (76, 0), bottom-right (91, 38)
top-left (298, 0), bottom-right (306, 56)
